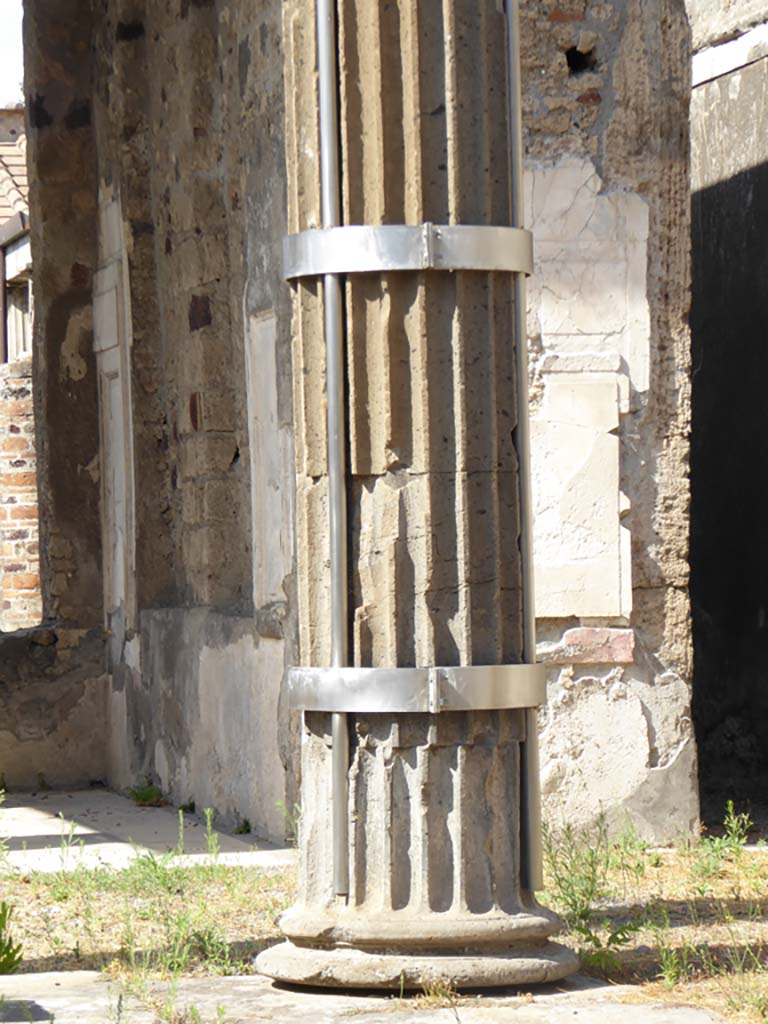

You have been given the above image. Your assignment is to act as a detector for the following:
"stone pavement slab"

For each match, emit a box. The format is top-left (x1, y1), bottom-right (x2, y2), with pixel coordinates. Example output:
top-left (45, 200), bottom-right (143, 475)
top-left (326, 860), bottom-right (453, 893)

top-left (1, 790), bottom-right (294, 873)
top-left (0, 971), bottom-right (728, 1024)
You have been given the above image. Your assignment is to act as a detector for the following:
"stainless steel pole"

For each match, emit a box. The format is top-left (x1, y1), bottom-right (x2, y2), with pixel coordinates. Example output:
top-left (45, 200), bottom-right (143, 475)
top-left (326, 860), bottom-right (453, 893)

top-left (505, 0), bottom-right (543, 891)
top-left (316, 0), bottom-right (350, 897)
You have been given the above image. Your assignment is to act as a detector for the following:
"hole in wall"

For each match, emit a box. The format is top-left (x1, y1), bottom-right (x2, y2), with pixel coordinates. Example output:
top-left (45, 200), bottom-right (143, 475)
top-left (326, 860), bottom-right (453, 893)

top-left (566, 46), bottom-right (597, 75)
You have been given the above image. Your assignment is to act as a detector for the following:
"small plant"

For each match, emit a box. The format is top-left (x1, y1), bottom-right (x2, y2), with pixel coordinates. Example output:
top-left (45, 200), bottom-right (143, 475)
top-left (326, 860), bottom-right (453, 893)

top-left (189, 923), bottom-right (233, 973)
top-left (176, 809), bottom-right (186, 856)
top-left (723, 799), bottom-right (753, 848)
top-left (233, 817), bottom-right (251, 835)
top-left (204, 809), bottom-right (220, 861)
top-left (542, 815), bottom-right (612, 930)
top-left (578, 917), bottom-right (641, 976)
top-left (129, 780), bottom-right (165, 807)
top-left (416, 977), bottom-right (459, 1008)
top-left (543, 815), bottom-right (641, 973)
top-left (276, 800), bottom-right (302, 847)
top-left (657, 940), bottom-right (696, 988)
top-left (690, 802), bottom-right (754, 893)
top-left (0, 901), bottom-right (23, 973)
top-left (126, 848), bottom-right (180, 896)
top-left (0, 790), bottom-right (9, 871)
top-left (609, 821), bottom-right (648, 896)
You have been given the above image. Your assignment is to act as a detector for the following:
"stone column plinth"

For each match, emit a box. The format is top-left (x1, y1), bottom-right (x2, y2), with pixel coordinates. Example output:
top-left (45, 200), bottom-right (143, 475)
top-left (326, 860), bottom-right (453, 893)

top-left (257, 0), bottom-right (578, 989)
top-left (258, 711), bottom-right (577, 987)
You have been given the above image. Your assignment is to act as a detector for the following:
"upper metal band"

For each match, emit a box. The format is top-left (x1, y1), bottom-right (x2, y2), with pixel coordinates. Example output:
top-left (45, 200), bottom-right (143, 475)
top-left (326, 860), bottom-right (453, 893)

top-left (286, 663), bottom-right (545, 714)
top-left (283, 224), bottom-right (533, 280)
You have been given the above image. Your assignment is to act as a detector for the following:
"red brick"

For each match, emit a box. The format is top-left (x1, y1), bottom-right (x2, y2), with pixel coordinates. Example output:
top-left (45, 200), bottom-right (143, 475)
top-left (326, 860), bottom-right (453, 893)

top-left (9, 505), bottom-right (38, 521)
top-left (549, 7), bottom-right (584, 20)
top-left (539, 627), bottom-right (635, 666)
top-left (5, 572), bottom-right (40, 590)
top-left (1, 401), bottom-right (33, 417)
top-left (0, 436), bottom-right (31, 454)
top-left (1, 472), bottom-right (38, 489)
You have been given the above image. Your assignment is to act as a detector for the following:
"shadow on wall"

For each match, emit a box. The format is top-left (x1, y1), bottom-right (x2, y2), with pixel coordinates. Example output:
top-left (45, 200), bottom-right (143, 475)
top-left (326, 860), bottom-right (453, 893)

top-left (690, 159), bottom-right (768, 822)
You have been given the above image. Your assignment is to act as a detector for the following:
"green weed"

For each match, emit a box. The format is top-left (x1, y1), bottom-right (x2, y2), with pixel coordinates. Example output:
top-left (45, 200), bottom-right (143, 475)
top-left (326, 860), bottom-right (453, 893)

top-left (276, 800), bottom-right (301, 847)
top-left (0, 900), bottom-right (23, 973)
top-left (723, 800), bottom-right (753, 848)
top-left (129, 781), bottom-right (165, 807)
top-left (543, 815), bottom-right (641, 973)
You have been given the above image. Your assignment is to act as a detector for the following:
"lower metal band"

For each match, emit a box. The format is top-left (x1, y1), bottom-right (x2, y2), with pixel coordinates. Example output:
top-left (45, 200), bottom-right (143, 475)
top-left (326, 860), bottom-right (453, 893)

top-left (283, 224), bottom-right (533, 280)
top-left (287, 663), bottom-right (545, 714)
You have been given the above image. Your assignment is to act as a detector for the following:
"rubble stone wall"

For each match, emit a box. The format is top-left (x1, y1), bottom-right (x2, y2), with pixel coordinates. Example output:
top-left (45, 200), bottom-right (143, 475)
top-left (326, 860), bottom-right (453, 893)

top-left (87, 0), bottom-right (298, 839)
top-left (521, 0), bottom-right (696, 838)
top-left (0, 0), bottom-right (109, 789)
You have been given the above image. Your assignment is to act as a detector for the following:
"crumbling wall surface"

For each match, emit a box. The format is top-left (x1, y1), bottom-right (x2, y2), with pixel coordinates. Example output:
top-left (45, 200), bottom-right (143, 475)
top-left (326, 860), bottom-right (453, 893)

top-left (0, 627), bottom-right (107, 787)
top-left (124, 609), bottom-right (287, 837)
top-left (686, 0), bottom-right (768, 50)
top-left (0, 1), bottom-right (109, 788)
top-left (0, 358), bottom-right (42, 630)
top-left (521, 0), bottom-right (697, 838)
top-left (24, 0), bottom-right (102, 629)
top-left (87, 0), bottom-right (297, 839)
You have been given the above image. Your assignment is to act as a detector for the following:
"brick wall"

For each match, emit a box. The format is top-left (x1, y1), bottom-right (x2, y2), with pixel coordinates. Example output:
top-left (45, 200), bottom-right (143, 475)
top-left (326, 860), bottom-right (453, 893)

top-left (0, 357), bottom-right (42, 630)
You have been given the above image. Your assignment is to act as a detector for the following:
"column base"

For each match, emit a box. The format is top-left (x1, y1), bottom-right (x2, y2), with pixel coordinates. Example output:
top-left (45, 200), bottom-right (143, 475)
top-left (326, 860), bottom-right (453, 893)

top-left (256, 940), bottom-right (579, 989)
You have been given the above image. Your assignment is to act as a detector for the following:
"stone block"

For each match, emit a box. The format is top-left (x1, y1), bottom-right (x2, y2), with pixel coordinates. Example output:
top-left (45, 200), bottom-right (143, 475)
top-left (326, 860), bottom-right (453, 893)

top-left (531, 373), bottom-right (631, 618)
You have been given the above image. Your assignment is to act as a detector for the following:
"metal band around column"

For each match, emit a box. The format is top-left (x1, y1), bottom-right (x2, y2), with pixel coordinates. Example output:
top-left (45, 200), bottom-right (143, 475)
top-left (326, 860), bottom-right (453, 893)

top-left (283, 224), bottom-right (533, 280)
top-left (287, 664), bottom-right (546, 714)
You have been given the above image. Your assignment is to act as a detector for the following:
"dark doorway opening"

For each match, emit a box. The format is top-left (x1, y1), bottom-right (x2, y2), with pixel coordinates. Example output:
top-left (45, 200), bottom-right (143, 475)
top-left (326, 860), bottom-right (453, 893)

top-left (690, 158), bottom-right (768, 830)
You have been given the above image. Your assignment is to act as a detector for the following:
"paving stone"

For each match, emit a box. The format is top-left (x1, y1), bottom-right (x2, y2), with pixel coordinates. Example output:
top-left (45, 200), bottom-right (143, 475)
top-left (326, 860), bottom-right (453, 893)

top-left (0, 971), bottom-right (727, 1024)
top-left (1, 790), bottom-right (294, 874)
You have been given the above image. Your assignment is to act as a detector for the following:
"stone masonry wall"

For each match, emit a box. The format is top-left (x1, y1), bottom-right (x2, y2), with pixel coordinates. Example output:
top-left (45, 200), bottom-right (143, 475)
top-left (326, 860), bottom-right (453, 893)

top-left (1, 0), bottom-right (109, 790)
top-left (520, 0), bottom-right (696, 838)
top-left (84, 0), bottom-right (298, 840)
top-left (0, 357), bottom-right (42, 630)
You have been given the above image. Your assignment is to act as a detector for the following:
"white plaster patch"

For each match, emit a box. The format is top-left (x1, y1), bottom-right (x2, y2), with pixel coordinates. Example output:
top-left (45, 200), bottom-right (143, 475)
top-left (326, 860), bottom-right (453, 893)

top-left (526, 158), bottom-right (650, 401)
top-left (183, 633), bottom-right (286, 841)
top-left (539, 681), bottom-right (650, 823)
top-left (531, 374), bottom-right (631, 618)
top-left (123, 635), bottom-right (141, 672)
top-left (106, 685), bottom-right (134, 791)
top-left (60, 306), bottom-right (92, 383)
top-left (525, 157), bottom-right (646, 621)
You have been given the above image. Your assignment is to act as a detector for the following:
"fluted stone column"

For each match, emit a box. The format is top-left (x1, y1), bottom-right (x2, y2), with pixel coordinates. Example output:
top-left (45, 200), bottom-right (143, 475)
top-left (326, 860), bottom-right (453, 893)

top-left (257, 0), bottom-right (578, 988)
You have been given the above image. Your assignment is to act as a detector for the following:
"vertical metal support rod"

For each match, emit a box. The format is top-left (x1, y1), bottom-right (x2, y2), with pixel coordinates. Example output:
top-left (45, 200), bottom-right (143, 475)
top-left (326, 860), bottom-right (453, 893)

top-left (317, 0), bottom-right (350, 896)
top-left (505, 0), bottom-right (544, 891)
